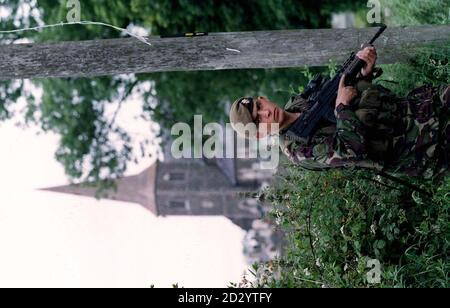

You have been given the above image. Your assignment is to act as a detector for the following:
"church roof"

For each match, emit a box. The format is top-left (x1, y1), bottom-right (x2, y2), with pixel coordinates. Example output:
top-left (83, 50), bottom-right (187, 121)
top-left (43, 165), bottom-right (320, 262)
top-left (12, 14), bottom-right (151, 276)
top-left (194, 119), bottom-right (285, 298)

top-left (212, 157), bottom-right (237, 186)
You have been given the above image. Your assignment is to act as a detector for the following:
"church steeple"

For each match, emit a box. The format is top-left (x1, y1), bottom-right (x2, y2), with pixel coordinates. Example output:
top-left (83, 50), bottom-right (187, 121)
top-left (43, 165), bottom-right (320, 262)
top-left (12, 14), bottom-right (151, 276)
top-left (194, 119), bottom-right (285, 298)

top-left (42, 163), bottom-right (159, 214)
top-left (42, 134), bottom-right (274, 231)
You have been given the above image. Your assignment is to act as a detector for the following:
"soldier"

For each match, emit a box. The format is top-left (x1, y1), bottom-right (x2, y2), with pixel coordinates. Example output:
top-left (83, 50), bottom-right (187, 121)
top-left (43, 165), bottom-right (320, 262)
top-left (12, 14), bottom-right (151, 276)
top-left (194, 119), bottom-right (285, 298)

top-left (229, 47), bottom-right (450, 179)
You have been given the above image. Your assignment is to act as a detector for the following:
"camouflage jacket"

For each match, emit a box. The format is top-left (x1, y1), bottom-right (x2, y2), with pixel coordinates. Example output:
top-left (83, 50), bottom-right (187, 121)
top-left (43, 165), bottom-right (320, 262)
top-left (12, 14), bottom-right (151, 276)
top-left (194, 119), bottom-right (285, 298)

top-left (279, 78), bottom-right (450, 179)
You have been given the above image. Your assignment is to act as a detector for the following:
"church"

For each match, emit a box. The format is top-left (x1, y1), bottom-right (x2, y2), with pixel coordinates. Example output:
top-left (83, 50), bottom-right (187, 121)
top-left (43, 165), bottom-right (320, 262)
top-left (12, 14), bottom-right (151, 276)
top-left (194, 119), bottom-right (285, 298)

top-left (42, 136), bottom-right (275, 231)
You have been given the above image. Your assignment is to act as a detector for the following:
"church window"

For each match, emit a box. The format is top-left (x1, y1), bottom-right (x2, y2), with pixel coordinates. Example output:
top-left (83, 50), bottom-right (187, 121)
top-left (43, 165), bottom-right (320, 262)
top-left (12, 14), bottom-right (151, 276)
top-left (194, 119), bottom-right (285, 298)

top-left (168, 200), bottom-right (188, 209)
top-left (201, 201), bottom-right (214, 209)
top-left (163, 172), bottom-right (185, 181)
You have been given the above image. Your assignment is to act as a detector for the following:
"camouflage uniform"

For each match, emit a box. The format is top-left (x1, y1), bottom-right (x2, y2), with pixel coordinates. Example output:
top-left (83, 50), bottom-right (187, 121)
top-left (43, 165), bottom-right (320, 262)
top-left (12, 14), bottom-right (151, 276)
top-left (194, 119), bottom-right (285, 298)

top-left (279, 79), bottom-right (450, 179)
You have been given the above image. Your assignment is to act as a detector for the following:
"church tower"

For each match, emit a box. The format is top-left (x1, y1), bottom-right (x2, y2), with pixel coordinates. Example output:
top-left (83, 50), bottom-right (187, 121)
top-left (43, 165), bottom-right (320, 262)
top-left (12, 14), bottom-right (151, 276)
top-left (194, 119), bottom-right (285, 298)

top-left (43, 136), bottom-right (274, 231)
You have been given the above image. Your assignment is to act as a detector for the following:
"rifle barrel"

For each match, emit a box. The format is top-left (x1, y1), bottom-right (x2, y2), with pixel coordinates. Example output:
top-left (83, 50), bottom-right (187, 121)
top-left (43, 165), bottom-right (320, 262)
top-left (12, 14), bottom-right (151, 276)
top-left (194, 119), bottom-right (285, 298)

top-left (368, 24), bottom-right (387, 45)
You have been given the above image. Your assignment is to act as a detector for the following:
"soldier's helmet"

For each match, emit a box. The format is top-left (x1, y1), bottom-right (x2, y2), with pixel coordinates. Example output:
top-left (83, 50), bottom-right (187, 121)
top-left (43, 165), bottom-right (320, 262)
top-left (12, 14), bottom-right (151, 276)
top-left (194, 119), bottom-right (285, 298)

top-left (229, 97), bottom-right (258, 139)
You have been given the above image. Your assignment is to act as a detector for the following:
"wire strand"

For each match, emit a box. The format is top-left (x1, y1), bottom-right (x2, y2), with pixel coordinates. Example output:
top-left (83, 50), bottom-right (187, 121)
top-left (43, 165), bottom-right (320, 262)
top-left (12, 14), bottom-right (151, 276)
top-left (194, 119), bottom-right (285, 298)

top-left (0, 20), bottom-right (152, 46)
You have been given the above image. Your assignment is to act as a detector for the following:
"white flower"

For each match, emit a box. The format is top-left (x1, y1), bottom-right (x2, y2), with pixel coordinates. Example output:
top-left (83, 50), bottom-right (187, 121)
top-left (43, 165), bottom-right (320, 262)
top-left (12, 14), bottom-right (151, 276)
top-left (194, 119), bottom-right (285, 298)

top-left (370, 223), bottom-right (377, 235)
top-left (340, 225), bottom-right (346, 236)
top-left (316, 258), bottom-right (322, 267)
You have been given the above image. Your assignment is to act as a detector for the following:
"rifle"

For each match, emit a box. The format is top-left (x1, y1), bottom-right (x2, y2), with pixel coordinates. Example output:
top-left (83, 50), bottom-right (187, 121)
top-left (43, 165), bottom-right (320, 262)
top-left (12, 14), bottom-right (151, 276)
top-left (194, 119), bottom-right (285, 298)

top-left (287, 24), bottom-right (387, 141)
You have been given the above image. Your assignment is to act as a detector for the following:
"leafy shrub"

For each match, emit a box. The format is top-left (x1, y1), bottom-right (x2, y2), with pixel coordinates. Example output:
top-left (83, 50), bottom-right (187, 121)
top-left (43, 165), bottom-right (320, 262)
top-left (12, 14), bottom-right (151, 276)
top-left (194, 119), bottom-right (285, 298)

top-left (378, 43), bottom-right (450, 96)
top-left (246, 165), bottom-right (448, 288)
top-left (376, 0), bottom-right (450, 96)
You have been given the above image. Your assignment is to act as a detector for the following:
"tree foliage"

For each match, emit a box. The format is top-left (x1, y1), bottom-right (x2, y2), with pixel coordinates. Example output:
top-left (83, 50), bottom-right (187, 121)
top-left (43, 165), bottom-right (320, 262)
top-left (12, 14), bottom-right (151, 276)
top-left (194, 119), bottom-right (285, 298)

top-left (0, 0), bottom-right (363, 188)
top-left (240, 166), bottom-right (449, 288)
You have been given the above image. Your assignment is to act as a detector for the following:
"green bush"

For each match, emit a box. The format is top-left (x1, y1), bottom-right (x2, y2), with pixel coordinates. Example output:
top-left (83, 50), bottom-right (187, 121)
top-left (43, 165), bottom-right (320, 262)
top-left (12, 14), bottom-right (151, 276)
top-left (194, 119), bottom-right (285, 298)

top-left (246, 166), bottom-right (448, 288)
top-left (378, 43), bottom-right (450, 96)
top-left (381, 0), bottom-right (450, 26)
top-left (376, 0), bottom-right (450, 96)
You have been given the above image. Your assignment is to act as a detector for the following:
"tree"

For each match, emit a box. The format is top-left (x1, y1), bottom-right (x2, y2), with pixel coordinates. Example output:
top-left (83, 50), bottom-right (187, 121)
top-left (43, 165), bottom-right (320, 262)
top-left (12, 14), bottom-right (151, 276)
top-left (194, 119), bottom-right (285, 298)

top-left (0, 0), bottom-right (364, 191)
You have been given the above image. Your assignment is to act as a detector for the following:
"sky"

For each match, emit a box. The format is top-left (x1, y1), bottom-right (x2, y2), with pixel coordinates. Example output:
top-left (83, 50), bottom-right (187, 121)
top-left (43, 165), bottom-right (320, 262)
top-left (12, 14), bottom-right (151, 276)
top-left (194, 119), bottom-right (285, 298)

top-left (0, 87), bottom-right (249, 288)
top-left (0, 3), bottom-right (250, 288)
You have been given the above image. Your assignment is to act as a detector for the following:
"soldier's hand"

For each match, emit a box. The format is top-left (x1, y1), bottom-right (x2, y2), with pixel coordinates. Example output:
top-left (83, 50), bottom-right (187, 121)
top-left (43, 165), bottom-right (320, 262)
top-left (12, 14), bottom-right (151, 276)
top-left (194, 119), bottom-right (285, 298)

top-left (356, 46), bottom-right (377, 77)
top-left (336, 74), bottom-right (358, 107)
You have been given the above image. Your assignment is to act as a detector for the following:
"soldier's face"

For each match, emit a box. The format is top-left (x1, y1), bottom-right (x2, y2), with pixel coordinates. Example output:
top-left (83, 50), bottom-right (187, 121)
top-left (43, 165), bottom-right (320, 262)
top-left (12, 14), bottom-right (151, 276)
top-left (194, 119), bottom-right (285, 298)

top-left (252, 96), bottom-right (284, 137)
